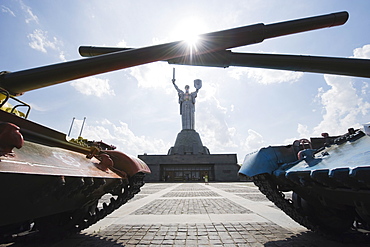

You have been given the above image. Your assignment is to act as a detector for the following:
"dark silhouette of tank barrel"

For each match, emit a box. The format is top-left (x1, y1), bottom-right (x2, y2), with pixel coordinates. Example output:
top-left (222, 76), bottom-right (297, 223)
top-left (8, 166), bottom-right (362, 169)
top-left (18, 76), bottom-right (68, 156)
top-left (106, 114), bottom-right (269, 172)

top-left (0, 11), bottom-right (348, 96)
top-left (80, 12), bottom-right (370, 79)
top-left (80, 48), bottom-right (370, 79)
top-left (166, 51), bottom-right (370, 79)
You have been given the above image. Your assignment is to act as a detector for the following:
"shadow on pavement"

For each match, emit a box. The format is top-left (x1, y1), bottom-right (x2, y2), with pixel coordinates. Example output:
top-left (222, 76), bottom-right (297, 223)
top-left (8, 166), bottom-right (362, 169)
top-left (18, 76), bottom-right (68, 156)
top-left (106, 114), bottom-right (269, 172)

top-left (5, 231), bottom-right (370, 247)
top-left (2, 233), bottom-right (118, 247)
top-left (264, 231), bottom-right (370, 247)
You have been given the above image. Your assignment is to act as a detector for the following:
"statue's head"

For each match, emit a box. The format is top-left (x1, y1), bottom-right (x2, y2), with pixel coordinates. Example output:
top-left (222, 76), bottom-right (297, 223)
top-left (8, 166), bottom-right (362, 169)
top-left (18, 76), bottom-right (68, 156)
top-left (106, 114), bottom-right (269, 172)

top-left (185, 85), bottom-right (189, 91)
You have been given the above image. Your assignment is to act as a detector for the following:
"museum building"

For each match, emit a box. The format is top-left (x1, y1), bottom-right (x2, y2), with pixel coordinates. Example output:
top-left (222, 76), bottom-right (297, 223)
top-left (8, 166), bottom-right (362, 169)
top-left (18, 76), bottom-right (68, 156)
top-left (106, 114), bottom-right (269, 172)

top-left (138, 129), bottom-right (240, 182)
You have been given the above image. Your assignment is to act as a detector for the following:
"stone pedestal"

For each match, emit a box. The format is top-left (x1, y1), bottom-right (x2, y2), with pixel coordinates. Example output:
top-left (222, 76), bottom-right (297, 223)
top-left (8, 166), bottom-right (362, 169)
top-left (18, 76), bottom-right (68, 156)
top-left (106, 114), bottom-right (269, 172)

top-left (167, 129), bottom-right (209, 155)
top-left (139, 129), bottom-right (240, 182)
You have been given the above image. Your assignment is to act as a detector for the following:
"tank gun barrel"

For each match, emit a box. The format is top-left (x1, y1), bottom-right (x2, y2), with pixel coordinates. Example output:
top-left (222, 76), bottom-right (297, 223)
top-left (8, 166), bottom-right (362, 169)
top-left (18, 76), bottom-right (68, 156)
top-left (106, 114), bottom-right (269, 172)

top-left (1, 11), bottom-right (348, 95)
top-left (81, 48), bottom-right (370, 79)
top-left (167, 51), bottom-right (370, 78)
top-left (80, 11), bottom-right (348, 57)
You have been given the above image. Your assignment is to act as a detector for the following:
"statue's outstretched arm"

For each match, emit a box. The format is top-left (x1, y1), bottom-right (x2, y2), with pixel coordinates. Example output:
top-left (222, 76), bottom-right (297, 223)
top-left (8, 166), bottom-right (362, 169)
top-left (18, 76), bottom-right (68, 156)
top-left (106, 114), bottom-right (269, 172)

top-left (172, 79), bottom-right (181, 93)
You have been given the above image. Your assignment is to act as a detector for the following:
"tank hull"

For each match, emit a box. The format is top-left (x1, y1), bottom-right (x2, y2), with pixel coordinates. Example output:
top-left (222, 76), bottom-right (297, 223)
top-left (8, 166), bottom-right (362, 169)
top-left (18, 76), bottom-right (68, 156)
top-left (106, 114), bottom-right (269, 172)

top-left (239, 128), bottom-right (370, 238)
top-left (0, 110), bottom-right (150, 242)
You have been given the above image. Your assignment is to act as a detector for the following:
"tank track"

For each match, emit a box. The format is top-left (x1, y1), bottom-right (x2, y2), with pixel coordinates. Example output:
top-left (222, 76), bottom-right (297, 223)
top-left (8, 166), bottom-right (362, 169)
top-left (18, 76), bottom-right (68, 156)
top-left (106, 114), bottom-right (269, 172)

top-left (2, 172), bottom-right (145, 243)
top-left (253, 173), bottom-right (370, 243)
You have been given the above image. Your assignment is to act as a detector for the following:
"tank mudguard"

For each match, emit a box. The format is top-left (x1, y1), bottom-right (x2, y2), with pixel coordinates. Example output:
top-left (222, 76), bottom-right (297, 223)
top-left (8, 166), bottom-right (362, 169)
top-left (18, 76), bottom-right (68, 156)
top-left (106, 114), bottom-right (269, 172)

top-left (104, 150), bottom-right (151, 177)
top-left (1, 140), bottom-right (122, 179)
top-left (239, 145), bottom-right (297, 177)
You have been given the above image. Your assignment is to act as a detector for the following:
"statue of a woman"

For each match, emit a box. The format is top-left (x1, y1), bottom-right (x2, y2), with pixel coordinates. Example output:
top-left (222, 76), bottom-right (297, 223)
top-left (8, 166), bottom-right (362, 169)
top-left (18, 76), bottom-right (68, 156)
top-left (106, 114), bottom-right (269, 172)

top-left (172, 78), bottom-right (202, 130)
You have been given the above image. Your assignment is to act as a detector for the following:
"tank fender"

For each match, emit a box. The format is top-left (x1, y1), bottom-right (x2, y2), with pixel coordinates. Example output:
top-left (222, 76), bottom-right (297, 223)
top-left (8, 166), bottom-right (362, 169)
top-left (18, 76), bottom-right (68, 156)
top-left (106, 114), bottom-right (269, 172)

top-left (104, 150), bottom-right (151, 177)
top-left (94, 153), bottom-right (131, 179)
top-left (239, 145), bottom-right (297, 177)
top-left (0, 122), bottom-right (24, 155)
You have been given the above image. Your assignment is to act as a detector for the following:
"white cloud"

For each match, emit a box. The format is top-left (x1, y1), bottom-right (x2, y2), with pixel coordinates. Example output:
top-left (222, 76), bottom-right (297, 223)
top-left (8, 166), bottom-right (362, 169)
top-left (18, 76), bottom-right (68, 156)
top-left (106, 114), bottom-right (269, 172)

top-left (197, 96), bottom-right (237, 152)
top-left (28, 29), bottom-right (62, 53)
top-left (297, 123), bottom-right (310, 138)
top-left (1, 5), bottom-right (15, 16)
top-left (19, 0), bottom-right (38, 24)
top-left (116, 40), bottom-right (128, 47)
top-left (77, 120), bottom-right (170, 156)
top-left (129, 63), bottom-right (172, 91)
top-left (361, 82), bottom-right (369, 95)
top-left (28, 102), bottom-right (48, 112)
top-left (242, 129), bottom-right (265, 152)
top-left (228, 67), bottom-right (303, 84)
top-left (196, 81), bottom-right (218, 103)
top-left (353, 44), bottom-right (370, 59)
top-left (70, 77), bottom-right (115, 97)
top-left (129, 63), bottom-right (207, 95)
top-left (99, 119), bottom-right (113, 126)
top-left (312, 74), bottom-right (370, 135)
top-left (292, 44), bottom-right (370, 139)
top-left (59, 51), bottom-right (66, 62)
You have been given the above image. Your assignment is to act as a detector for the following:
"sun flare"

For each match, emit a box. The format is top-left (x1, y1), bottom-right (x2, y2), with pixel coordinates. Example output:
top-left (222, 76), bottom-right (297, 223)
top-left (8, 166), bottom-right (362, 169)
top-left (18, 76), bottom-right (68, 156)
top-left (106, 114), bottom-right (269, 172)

top-left (172, 17), bottom-right (207, 47)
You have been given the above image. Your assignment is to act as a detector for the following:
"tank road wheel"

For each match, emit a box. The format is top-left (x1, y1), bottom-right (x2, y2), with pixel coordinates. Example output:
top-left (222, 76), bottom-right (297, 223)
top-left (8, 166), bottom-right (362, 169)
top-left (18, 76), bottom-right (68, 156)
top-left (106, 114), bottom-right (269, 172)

top-left (1, 173), bottom-right (146, 243)
top-left (33, 210), bottom-right (80, 240)
top-left (253, 174), bottom-right (363, 240)
top-left (0, 222), bottom-right (32, 244)
top-left (292, 192), bottom-right (355, 233)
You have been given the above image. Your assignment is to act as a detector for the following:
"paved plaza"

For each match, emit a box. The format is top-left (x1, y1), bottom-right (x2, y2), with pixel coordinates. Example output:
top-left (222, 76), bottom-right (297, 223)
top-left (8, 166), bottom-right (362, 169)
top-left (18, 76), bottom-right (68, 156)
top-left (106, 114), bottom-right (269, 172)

top-left (7, 182), bottom-right (370, 246)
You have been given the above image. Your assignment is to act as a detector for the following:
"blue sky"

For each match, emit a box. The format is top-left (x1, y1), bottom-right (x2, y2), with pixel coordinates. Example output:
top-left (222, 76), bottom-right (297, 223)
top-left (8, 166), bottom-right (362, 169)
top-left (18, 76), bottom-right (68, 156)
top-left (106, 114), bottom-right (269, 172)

top-left (1, 0), bottom-right (370, 163)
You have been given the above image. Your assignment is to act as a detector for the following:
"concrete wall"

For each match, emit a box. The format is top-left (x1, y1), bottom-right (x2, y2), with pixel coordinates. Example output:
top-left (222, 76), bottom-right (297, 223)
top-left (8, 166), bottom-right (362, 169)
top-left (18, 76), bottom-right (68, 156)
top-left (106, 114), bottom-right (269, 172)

top-left (138, 153), bottom-right (240, 182)
top-left (214, 163), bottom-right (241, 182)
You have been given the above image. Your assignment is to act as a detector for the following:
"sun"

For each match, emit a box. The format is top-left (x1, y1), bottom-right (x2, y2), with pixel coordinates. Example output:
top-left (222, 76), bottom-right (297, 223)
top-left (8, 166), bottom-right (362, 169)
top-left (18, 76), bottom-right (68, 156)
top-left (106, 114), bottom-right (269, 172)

top-left (185, 33), bottom-right (200, 47)
top-left (172, 17), bottom-right (207, 46)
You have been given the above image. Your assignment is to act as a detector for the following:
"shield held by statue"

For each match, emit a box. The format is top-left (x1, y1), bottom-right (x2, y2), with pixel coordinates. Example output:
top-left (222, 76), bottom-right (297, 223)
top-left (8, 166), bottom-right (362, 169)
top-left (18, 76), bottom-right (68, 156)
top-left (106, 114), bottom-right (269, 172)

top-left (194, 79), bottom-right (202, 90)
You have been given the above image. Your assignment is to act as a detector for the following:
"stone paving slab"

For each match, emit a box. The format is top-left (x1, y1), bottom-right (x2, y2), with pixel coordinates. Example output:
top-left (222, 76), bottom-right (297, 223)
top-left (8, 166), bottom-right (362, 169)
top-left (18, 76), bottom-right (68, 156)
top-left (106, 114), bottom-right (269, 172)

top-left (220, 189), bottom-right (259, 193)
top-left (138, 188), bottom-right (167, 194)
top-left (131, 198), bottom-right (252, 215)
top-left (236, 193), bottom-right (271, 202)
top-left (161, 191), bottom-right (221, 197)
top-left (4, 182), bottom-right (370, 247)
top-left (90, 222), bottom-right (317, 246)
top-left (172, 185), bottom-right (210, 191)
